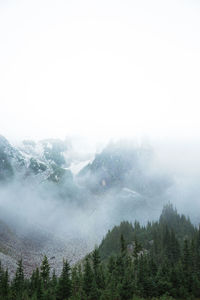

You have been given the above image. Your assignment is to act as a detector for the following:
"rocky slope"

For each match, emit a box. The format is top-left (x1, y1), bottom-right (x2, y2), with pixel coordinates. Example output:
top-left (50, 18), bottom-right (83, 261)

top-left (0, 218), bottom-right (91, 278)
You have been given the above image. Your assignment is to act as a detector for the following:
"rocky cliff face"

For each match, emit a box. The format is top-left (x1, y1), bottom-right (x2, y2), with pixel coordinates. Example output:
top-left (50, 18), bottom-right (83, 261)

top-left (77, 141), bottom-right (172, 207)
top-left (0, 135), bottom-right (74, 184)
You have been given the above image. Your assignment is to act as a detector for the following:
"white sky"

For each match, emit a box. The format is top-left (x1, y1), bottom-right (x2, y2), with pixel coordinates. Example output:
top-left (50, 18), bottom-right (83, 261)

top-left (0, 0), bottom-right (200, 142)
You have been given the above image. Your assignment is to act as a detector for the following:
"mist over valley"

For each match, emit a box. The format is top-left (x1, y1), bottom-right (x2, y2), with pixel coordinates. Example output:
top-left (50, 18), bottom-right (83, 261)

top-left (0, 134), bottom-right (199, 277)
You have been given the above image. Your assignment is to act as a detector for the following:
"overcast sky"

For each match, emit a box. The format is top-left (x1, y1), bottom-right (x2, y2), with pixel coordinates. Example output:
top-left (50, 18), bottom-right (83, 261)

top-left (0, 0), bottom-right (200, 142)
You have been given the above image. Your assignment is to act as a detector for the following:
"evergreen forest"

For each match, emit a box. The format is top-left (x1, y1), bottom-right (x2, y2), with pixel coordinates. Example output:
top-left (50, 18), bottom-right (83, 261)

top-left (0, 204), bottom-right (200, 300)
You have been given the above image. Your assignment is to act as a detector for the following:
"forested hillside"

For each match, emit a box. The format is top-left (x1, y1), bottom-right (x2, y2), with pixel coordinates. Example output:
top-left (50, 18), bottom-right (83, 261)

top-left (0, 204), bottom-right (200, 300)
top-left (98, 203), bottom-right (195, 260)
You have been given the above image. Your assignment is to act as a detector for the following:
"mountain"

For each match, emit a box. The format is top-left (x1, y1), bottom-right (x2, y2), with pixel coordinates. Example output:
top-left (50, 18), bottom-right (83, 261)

top-left (0, 136), bottom-right (175, 276)
top-left (0, 136), bottom-right (199, 299)
top-left (77, 141), bottom-right (173, 223)
top-left (0, 135), bottom-right (94, 276)
top-left (0, 135), bottom-right (91, 205)
top-left (0, 136), bottom-right (172, 200)
top-left (78, 141), bottom-right (172, 194)
top-left (0, 135), bottom-right (73, 183)
top-left (0, 135), bottom-right (22, 182)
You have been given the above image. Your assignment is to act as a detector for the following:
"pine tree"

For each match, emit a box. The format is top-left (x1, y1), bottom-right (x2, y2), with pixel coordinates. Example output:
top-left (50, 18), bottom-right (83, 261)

top-left (50, 269), bottom-right (57, 298)
top-left (56, 259), bottom-right (71, 300)
top-left (30, 267), bottom-right (40, 297)
top-left (92, 248), bottom-right (100, 275)
top-left (0, 268), bottom-right (9, 300)
top-left (71, 266), bottom-right (82, 299)
top-left (12, 259), bottom-right (24, 299)
top-left (119, 268), bottom-right (134, 300)
top-left (120, 234), bottom-right (126, 255)
top-left (133, 236), bottom-right (142, 260)
top-left (90, 278), bottom-right (100, 300)
top-left (92, 248), bottom-right (104, 290)
top-left (182, 239), bottom-right (192, 293)
top-left (41, 255), bottom-right (50, 289)
top-left (83, 257), bottom-right (93, 299)
top-left (36, 277), bottom-right (44, 300)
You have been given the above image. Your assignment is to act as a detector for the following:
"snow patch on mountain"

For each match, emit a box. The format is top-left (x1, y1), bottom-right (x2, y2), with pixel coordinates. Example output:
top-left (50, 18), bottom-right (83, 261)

top-left (68, 159), bottom-right (94, 175)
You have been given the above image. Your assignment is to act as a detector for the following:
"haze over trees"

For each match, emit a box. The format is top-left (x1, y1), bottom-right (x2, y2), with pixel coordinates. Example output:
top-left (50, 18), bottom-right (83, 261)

top-left (0, 204), bottom-right (199, 299)
top-left (0, 136), bottom-right (200, 299)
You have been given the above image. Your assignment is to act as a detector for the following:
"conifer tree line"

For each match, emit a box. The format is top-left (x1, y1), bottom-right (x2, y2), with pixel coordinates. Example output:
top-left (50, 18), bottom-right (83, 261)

top-left (0, 204), bottom-right (200, 299)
